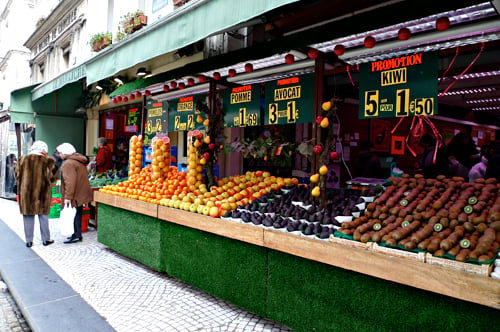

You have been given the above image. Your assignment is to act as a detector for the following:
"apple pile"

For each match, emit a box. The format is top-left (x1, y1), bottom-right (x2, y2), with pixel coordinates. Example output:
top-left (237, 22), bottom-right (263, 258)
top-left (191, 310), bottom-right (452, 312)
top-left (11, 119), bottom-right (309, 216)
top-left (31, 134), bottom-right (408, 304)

top-left (338, 174), bottom-right (500, 263)
top-left (159, 171), bottom-right (299, 217)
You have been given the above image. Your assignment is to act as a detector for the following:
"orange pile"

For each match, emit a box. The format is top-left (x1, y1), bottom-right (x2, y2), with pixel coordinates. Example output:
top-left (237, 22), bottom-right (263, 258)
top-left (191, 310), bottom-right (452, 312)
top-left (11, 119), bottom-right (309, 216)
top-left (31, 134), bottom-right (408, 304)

top-left (100, 166), bottom-right (188, 204)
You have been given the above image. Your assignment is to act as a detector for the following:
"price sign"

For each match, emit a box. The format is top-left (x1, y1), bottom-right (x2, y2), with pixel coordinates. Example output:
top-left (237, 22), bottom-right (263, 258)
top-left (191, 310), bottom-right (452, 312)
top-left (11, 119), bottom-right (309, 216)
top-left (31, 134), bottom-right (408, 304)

top-left (223, 84), bottom-right (260, 127)
top-left (168, 94), bottom-right (206, 132)
top-left (124, 106), bottom-right (141, 133)
top-left (359, 52), bottom-right (438, 119)
top-left (145, 99), bottom-right (167, 145)
top-left (264, 74), bottom-right (314, 125)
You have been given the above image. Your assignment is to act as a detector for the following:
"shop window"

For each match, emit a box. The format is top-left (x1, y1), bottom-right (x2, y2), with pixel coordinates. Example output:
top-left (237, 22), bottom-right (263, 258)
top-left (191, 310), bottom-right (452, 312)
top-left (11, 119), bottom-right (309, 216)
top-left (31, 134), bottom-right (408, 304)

top-left (62, 45), bottom-right (71, 69)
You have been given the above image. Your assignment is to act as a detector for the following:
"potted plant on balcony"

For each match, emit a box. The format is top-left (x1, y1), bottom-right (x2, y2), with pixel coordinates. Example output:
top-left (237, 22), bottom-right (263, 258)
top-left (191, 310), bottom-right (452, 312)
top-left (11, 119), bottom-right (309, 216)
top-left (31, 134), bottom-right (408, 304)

top-left (90, 32), bottom-right (112, 52)
top-left (120, 10), bottom-right (148, 35)
top-left (132, 10), bottom-right (147, 31)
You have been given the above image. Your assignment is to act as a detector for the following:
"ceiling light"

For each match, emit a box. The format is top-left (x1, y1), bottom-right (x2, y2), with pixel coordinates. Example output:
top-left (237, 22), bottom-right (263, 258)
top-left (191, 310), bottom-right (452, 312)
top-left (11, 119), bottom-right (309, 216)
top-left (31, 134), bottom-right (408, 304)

top-left (114, 76), bottom-right (125, 84)
top-left (440, 87), bottom-right (497, 96)
top-left (136, 67), bottom-right (150, 77)
top-left (465, 97), bottom-right (500, 104)
top-left (472, 106), bottom-right (500, 111)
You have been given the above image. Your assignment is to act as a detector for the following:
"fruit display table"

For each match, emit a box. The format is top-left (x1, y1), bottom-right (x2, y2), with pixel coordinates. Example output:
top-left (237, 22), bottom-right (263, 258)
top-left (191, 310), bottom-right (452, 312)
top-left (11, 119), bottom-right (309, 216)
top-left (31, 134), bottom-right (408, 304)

top-left (95, 191), bottom-right (499, 331)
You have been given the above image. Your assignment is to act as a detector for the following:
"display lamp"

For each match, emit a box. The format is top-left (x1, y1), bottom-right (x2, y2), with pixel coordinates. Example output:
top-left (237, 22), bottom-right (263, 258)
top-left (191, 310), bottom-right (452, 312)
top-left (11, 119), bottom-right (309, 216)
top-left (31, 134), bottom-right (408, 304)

top-left (397, 27), bottom-right (411, 41)
top-left (136, 91), bottom-right (142, 98)
top-left (145, 90), bottom-right (152, 96)
top-left (123, 96), bottom-right (129, 102)
top-left (213, 72), bottom-right (221, 80)
top-left (116, 96), bottom-right (123, 102)
top-left (198, 75), bottom-right (206, 83)
top-left (188, 78), bottom-right (195, 86)
top-left (170, 81), bottom-right (178, 89)
top-left (163, 85), bottom-right (170, 92)
top-left (129, 93), bottom-right (135, 100)
top-left (364, 36), bottom-right (376, 48)
top-left (179, 82), bottom-right (186, 89)
top-left (244, 63), bottom-right (253, 73)
top-left (333, 44), bottom-right (345, 56)
top-left (308, 48), bottom-right (319, 59)
top-left (228, 69), bottom-right (237, 77)
top-left (113, 76), bottom-right (125, 84)
top-left (285, 54), bottom-right (294, 64)
top-left (436, 17), bottom-right (450, 31)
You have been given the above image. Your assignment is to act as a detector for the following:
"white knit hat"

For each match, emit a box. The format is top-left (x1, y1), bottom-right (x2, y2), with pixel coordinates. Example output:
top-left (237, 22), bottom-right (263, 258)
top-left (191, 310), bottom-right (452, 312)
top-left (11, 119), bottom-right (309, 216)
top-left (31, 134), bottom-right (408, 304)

top-left (56, 143), bottom-right (76, 155)
top-left (30, 140), bottom-right (48, 154)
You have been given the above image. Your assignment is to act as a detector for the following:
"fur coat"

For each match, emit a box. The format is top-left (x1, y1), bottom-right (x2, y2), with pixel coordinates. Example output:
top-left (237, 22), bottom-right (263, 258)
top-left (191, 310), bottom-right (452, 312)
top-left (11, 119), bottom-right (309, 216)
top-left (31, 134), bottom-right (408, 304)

top-left (60, 153), bottom-right (93, 207)
top-left (14, 154), bottom-right (58, 215)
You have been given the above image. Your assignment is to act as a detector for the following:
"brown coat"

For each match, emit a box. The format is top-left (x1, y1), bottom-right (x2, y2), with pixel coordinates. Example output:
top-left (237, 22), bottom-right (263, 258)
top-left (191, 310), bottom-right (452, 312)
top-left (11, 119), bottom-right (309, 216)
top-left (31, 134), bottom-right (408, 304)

top-left (14, 154), bottom-right (58, 215)
top-left (60, 153), bottom-right (93, 207)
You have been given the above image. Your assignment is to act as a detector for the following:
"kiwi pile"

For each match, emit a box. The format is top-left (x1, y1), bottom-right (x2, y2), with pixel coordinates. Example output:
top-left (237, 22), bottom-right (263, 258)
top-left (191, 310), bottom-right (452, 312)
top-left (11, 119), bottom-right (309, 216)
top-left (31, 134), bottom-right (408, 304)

top-left (338, 174), bottom-right (500, 264)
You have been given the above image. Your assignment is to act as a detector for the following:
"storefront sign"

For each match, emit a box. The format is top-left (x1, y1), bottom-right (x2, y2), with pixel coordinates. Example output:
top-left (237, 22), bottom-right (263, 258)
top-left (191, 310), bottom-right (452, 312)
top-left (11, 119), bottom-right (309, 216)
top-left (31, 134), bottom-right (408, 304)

top-left (359, 52), bottom-right (438, 119)
top-left (168, 94), bottom-right (206, 132)
top-left (125, 107), bottom-right (141, 133)
top-left (223, 84), bottom-right (260, 127)
top-left (264, 74), bottom-right (314, 125)
top-left (145, 99), bottom-right (168, 145)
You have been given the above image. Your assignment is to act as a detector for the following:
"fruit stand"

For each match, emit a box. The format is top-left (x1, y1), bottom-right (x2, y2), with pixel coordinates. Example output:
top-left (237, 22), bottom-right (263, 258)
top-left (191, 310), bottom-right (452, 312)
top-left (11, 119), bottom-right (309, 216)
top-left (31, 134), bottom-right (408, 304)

top-left (95, 186), bottom-right (499, 331)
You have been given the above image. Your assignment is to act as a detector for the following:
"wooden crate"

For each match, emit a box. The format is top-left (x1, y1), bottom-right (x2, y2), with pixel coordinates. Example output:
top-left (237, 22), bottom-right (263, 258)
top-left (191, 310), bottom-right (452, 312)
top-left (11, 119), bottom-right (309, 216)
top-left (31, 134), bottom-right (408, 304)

top-left (328, 235), bottom-right (374, 250)
top-left (425, 254), bottom-right (494, 277)
top-left (372, 243), bottom-right (426, 262)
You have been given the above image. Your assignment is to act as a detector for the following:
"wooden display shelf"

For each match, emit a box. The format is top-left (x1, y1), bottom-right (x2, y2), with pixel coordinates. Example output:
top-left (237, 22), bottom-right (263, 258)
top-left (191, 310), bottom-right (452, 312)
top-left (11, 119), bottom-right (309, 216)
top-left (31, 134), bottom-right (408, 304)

top-left (94, 193), bottom-right (500, 309)
top-left (94, 191), bottom-right (158, 218)
top-left (158, 206), bottom-right (264, 246)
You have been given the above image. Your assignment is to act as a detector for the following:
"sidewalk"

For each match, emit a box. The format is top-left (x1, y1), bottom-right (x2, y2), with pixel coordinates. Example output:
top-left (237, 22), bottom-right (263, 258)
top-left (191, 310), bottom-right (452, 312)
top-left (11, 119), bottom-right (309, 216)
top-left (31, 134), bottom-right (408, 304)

top-left (0, 198), bottom-right (294, 332)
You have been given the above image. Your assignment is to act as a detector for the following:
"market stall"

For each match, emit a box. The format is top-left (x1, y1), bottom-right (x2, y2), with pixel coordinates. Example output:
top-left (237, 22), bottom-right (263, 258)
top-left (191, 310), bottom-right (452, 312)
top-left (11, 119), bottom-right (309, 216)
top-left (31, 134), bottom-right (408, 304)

top-left (95, 190), bottom-right (499, 332)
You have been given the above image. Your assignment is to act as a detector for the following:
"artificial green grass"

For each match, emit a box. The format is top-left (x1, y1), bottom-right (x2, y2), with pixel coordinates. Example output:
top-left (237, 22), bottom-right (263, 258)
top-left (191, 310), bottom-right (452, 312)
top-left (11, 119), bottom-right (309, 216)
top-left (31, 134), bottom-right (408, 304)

top-left (161, 221), bottom-right (268, 317)
top-left (97, 204), bottom-right (164, 271)
top-left (98, 205), bottom-right (499, 331)
top-left (267, 250), bottom-right (498, 332)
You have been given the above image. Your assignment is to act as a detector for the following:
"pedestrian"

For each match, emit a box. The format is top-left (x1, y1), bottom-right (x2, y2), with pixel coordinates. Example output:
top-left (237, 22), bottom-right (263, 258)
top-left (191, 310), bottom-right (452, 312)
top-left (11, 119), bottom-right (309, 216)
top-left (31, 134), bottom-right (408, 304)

top-left (485, 140), bottom-right (500, 181)
top-left (355, 141), bottom-right (384, 178)
top-left (417, 133), bottom-right (449, 179)
top-left (56, 143), bottom-right (93, 244)
top-left (5, 154), bottom-right (17, 194)
top-left (96, 137), bottom-right (113, 173)
top-left (113, 140), bottom-right (128, 174)
top-left (14, 141), bottom-right (59, 247)
top-left (468, 144), bottom-right (490, 183)
top-left (447, 132), bottom-right (478, 170)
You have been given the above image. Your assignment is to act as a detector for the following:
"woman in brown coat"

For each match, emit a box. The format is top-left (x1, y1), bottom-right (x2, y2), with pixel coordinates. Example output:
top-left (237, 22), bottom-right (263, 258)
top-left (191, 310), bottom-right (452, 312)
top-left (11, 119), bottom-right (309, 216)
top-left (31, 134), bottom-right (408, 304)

top-left (14, 141), bottom-right (59, 247)
top-left (56, 143), bottom-right (93, 244)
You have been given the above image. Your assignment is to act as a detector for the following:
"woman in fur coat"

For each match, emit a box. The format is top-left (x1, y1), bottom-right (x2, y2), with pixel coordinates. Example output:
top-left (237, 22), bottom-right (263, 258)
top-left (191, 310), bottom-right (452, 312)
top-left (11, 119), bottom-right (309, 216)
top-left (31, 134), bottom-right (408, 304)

top-left (14, 141), bottom-right (59, 247)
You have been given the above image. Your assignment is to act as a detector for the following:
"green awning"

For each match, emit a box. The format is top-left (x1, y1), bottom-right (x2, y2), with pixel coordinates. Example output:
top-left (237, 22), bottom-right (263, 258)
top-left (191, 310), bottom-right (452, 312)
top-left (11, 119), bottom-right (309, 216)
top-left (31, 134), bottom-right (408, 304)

top-left (86, 0), bottom-right (299, 85)
top-left (110, 79), bottom-right (150, 97)
top-left (9, 83), bottom-right (41, 123)
top-left (31, 64), bottom-right (86, 101)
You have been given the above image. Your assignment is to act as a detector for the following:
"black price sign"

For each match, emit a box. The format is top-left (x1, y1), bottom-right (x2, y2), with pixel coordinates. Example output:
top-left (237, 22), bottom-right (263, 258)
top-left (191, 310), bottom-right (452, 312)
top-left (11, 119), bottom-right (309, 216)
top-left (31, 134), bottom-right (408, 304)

top-left (223, 84), bottom-right (260, 127)
top-left (168, 94), bottom-right (206, 132)
top-left (145, 99), bottom-right (167, 145)
top-left (125, 107), bottom-right (141, 133)
top-left (359, 52), bottom-right (438, 119)
top-left (264, 74), bottom-right (314, 125)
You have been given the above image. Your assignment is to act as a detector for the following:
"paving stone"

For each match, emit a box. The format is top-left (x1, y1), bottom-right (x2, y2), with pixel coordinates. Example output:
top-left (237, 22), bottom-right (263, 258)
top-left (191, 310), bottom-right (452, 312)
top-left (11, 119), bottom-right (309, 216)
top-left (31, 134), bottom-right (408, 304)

top-left (0, 199), bottom-right (294, 332)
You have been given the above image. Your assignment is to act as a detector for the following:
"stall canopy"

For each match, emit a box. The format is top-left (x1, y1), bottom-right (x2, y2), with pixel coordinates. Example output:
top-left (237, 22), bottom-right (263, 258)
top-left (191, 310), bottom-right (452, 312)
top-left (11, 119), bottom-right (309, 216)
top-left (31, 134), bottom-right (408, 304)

top-left (9, 83), bottom-right (41, 123)
top-left (86, 0), bottom-right (300, 85)
top-left (31, 64), bottom-right (86, 101)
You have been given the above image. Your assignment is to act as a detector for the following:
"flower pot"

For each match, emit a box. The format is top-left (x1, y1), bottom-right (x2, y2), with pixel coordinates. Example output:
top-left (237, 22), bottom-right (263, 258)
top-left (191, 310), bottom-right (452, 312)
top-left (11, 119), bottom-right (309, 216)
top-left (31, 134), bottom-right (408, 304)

top-left (131, 15), bottom-right (147, 31)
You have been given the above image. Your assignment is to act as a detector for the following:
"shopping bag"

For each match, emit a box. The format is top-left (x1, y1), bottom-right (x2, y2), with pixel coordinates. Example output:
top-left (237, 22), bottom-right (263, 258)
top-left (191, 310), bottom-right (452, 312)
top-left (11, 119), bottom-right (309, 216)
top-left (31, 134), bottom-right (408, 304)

top-left (59, 203), bottom-right (76, 237)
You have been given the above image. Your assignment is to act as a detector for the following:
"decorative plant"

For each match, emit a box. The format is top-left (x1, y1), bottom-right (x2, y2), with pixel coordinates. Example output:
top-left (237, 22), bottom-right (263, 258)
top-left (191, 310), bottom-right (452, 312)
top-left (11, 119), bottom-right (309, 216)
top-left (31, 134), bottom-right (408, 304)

top-left (120, 10), bottom-right (147, 35)
top-left (90, 32), bottom-right (112, 52)
top-left (228, 126), bottom-right (296, 168)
